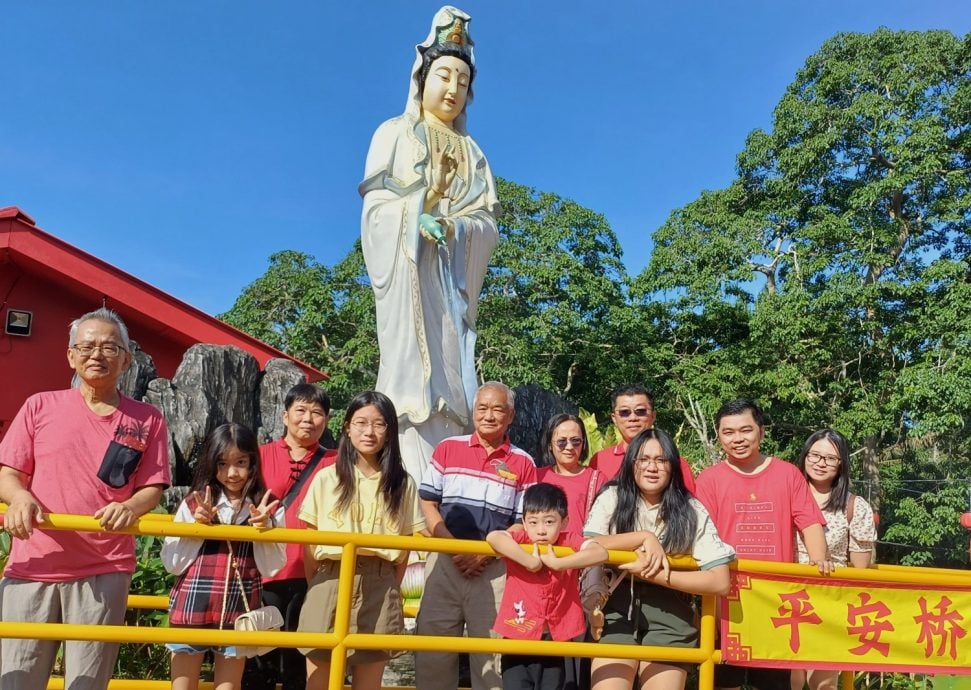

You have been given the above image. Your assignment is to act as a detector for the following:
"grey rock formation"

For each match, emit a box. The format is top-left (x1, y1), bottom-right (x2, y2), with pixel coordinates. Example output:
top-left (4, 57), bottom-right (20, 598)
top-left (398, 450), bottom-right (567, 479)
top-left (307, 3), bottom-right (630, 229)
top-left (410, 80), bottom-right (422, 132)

top-left (257, 358), bottom-right (307, 443)
top-left (508, 384), bottom-right (578, 462)
top-left (119, 340), bottom-right (157, 401)
top-left (145, 344), bottom-right (261, 485)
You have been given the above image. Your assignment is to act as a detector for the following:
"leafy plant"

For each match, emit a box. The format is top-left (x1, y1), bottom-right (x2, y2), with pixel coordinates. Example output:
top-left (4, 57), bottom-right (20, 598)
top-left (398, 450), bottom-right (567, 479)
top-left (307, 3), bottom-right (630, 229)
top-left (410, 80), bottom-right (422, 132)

top-left (115, 514), bottom-right (174, 680)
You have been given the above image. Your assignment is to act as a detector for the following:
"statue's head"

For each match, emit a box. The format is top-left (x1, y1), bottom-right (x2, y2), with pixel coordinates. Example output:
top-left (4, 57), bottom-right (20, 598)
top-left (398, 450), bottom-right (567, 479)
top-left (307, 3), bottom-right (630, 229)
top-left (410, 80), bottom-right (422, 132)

top-left (418, 38), bottom-right (476, 105)
top-left (418, 45), bottom-right (474, 126)
top-left (406, 6), bottom-right (477, 132)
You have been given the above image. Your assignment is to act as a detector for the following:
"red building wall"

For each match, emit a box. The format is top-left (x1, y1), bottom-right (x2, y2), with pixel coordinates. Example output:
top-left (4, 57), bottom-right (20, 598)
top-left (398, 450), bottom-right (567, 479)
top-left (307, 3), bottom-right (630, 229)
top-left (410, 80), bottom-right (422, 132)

top-left (0, 207), bottom-right (324, 442)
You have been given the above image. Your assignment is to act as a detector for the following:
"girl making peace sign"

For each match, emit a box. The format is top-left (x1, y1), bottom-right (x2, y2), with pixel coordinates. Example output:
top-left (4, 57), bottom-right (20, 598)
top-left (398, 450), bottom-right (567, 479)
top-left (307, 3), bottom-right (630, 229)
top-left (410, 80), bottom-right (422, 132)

top-left (162, 423), bottom-right (285, 690)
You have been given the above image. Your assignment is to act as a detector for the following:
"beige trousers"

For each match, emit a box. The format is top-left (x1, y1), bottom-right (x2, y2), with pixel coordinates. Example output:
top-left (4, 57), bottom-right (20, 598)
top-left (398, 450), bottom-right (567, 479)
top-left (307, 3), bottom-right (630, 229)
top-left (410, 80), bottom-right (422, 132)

top-left (0, 572), bottom-right (130, 690)
top-left (415, 552), bottom-right (506, 690)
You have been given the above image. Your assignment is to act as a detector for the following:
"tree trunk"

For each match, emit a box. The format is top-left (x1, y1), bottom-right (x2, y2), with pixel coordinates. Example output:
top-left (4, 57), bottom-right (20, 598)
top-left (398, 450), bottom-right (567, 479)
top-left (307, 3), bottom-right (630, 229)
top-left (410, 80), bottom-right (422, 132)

top-left (861, 434), bottom-right (881, 512)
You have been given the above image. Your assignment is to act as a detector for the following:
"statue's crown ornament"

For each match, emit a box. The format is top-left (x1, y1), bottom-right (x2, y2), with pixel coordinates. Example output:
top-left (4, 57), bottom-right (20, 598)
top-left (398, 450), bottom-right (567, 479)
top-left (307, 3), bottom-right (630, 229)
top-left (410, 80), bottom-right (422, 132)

top-left (437, 16), bottom-right (468, 48)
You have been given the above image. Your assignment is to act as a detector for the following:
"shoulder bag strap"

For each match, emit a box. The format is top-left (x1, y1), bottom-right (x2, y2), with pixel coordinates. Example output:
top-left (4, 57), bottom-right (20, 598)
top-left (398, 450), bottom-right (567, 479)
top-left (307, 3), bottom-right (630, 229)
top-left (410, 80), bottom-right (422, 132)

top-left (219, 541), bottom-right (236, 629)
top-left (226, 540), bottom-right (252, 614)
top-left (584, 469), bottom-right (602, 516)
top-left (281, 447), bottom-right (328, 509)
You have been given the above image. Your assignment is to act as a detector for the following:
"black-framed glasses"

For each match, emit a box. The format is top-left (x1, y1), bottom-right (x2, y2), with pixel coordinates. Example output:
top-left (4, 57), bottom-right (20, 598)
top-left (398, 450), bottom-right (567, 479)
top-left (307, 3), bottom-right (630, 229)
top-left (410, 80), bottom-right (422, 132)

top-left (805, 451), bottom-right (840, 467)
top-left (615, 407), bottom-right (652, 419)
top-left (554, 437), bottom-right (584, 450)
top-left (71, 342), bottom-right (127, 358)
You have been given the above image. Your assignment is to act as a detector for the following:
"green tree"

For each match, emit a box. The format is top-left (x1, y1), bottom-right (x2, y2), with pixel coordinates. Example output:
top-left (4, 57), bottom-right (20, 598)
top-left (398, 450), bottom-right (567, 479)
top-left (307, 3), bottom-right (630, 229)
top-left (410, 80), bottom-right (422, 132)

top-left (220, 247), bottom-right (378, 407)
top-left (477, 179), bottom-right (644, 413)
top-left (636, 28), bottom-right (970, 562)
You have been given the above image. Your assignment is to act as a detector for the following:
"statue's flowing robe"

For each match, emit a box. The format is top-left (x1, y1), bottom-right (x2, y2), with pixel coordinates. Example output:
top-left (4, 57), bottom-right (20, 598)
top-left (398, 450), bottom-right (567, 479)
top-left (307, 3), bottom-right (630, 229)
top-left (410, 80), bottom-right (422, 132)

top-left (359, 114), bottom-right (499, 471)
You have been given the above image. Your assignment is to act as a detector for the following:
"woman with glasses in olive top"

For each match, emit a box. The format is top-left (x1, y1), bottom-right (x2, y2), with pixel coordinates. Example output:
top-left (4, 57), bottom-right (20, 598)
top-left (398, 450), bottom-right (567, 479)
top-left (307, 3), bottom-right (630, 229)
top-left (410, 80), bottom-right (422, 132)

top-left (792, 429), bottom-right (877, 690)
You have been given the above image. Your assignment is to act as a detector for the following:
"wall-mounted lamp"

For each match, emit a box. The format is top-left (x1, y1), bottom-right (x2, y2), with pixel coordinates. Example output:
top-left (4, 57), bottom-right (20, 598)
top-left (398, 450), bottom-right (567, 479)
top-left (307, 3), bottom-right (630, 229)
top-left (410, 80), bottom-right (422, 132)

top-left (5, 309), bottom-right (32, 336)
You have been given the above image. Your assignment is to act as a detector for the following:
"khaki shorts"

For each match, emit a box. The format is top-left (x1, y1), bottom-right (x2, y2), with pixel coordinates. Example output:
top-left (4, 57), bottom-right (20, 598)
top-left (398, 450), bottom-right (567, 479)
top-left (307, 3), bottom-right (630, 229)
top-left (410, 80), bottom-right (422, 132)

top-left (297, 557), bottom-right (403, 665)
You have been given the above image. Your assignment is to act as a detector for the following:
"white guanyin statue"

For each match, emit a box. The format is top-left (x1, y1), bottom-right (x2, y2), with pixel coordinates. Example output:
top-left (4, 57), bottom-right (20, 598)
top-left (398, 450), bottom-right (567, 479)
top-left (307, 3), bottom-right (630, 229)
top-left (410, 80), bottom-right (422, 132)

top-left (358, 6), bottom-right (499, 480)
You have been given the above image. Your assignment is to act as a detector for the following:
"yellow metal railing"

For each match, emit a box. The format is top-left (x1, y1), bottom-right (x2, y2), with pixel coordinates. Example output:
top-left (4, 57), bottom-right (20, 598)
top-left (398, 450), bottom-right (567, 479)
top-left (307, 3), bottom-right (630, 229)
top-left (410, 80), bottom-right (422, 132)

top-left (0, 512), bottom-right (716, 689)
top-left (1, 511), bottom-right (961, 689)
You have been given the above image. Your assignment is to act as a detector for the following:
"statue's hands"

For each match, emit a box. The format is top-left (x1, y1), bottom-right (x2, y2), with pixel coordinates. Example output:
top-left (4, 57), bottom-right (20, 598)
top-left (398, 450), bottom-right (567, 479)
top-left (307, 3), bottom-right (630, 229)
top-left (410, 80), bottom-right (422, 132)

top-left (436, 217), bottom-right (455, 242)
top-left (430, 144), bottom-right (457, 198)
top-left (418, 214), bottom-right (454, 245)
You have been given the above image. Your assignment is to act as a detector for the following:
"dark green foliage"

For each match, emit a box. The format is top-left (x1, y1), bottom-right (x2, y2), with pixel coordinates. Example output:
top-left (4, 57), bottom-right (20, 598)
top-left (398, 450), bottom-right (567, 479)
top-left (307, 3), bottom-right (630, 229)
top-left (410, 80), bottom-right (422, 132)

top-left (637, 28), bottom-right (970, 490)
top-left (220, 247), bottom-right (378, 410)
top-left (477, 178), bottom-right (642, 411)
top-left (115, 528), bottom-right (173, 680)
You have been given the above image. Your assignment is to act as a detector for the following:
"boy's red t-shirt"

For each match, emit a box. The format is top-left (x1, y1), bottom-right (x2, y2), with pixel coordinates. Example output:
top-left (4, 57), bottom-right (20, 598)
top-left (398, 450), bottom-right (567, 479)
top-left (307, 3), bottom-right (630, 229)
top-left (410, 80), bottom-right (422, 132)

top-left (493, 530), bottom-right (586, 641)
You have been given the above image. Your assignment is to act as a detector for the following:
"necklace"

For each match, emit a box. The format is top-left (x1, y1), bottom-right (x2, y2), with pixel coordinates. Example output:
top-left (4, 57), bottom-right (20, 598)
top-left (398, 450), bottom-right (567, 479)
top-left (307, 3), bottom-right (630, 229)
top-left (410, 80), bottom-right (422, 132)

top-left (425, 121), bottom-right (466, 164)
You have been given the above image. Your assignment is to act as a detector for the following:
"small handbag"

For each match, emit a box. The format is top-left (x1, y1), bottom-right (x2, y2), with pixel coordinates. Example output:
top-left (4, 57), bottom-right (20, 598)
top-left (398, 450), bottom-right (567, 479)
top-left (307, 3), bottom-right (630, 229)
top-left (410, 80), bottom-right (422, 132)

top-left (222, 541), bottom-right (285, 658)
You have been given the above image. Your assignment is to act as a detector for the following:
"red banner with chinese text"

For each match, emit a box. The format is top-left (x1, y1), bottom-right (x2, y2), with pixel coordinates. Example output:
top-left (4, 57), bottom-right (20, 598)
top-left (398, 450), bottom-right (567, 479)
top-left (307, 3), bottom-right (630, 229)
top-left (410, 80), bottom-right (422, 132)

top-left (722, 570), bottom-right (970, 673)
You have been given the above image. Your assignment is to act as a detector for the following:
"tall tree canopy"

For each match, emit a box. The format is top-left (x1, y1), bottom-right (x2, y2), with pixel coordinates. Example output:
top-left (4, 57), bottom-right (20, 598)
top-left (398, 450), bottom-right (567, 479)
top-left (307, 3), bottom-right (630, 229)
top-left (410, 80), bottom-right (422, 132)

top-left (637, 28), bottom-right (969, 563)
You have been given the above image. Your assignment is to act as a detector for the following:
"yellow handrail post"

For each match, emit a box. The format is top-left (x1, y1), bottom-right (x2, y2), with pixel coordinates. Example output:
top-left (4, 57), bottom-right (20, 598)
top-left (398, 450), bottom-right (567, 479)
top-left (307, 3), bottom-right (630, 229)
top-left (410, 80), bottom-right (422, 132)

top-left (840, 670), bottom-right (854, 690)
top-left (698, 593), bottom-right (717, 690)
top-left (328, 542), bottom-right (358, 690)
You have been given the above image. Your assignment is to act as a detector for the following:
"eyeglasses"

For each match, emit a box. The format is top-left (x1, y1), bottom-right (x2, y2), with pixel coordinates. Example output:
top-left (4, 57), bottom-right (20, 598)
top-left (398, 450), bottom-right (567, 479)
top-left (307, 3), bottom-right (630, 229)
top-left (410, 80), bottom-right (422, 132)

top-left (349, 419), bottom-right (388, 433)
top-left (71, 342), bottom-right (127, 358)
top-left (805, 451), bottom-right (840, 467)
top-left (635, 456), bottom-right (670, 468)
top-left (615, 407), bottom-right (652, 419)
top-left (554, 437), bottom-right (584, 450)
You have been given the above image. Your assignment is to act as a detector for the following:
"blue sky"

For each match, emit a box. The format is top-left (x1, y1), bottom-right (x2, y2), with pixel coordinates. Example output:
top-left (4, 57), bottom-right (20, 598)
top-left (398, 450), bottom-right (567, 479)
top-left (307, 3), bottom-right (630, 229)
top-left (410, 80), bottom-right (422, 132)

top-left (3, 2), bottom-right (968, 316)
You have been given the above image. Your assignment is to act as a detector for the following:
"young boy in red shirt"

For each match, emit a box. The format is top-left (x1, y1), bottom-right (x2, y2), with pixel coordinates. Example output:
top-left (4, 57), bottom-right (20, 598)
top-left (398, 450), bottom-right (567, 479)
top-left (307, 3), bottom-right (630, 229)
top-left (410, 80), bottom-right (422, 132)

top-left (487, 483), bottom-right (608, 690)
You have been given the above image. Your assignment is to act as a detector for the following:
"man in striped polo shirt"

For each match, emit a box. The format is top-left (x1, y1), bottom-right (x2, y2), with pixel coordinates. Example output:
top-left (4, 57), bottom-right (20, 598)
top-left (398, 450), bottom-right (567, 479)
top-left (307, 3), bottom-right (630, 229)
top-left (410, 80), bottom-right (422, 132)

top-left (416, 381), bottom-right (537, 690)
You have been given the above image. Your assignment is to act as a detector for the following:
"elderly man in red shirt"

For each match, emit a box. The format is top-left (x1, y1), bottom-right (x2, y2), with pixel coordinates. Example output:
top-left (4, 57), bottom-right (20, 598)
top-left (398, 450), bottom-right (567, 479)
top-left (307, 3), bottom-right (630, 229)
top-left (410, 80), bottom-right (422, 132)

top-left (0, 308), bottom-right (170, 690)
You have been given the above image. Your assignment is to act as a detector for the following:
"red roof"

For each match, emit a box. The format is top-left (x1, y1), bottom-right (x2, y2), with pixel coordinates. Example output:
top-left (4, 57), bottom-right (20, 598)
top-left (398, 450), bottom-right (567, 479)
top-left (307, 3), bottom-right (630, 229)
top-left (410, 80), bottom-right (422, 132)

top-left (0, 206), bottom-right (326, 381)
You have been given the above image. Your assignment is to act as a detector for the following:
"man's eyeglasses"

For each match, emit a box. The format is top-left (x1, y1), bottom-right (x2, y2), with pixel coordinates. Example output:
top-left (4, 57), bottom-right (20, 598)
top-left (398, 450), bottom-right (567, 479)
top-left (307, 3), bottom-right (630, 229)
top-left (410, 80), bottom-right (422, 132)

top-left (805, 451), bottom-right (840, 467)
top-left (614, 407), bottom-right (652, 419)
top-left (71, 342), bottom-right (127, 358)
top-left (554, 437), bottom-right (584, 450)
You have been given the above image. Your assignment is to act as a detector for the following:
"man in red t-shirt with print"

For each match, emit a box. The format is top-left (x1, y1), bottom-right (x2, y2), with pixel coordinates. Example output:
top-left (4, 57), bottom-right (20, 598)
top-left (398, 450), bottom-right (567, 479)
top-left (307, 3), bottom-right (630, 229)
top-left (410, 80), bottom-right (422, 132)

top-left (695, 399), bottom-right (830, 690)
top-left (589, 384), bottom-right (696, 493)
top-left (242, 383), bottom-right (335, 690)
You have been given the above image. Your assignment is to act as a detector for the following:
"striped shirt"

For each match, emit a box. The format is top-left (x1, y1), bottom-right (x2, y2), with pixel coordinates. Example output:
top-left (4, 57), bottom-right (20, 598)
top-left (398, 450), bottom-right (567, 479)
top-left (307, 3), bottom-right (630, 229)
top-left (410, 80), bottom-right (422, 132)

top-left (419, 434), bottom-right (537, 540)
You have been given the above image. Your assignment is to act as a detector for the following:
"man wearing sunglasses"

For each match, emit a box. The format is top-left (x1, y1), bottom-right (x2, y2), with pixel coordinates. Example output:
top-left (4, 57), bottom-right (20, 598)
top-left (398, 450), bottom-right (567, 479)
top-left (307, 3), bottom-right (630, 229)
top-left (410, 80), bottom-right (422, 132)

top-left (589, 384), bottom-right (696, 493)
